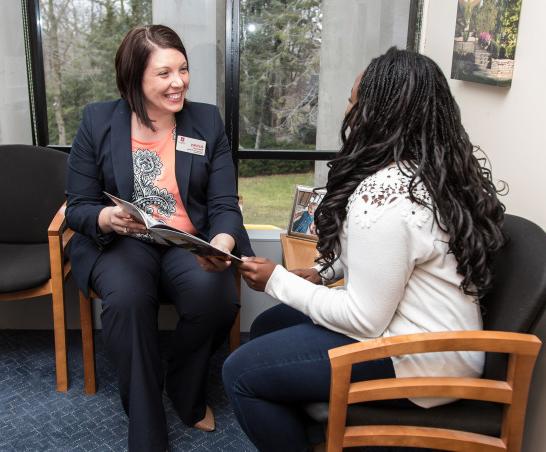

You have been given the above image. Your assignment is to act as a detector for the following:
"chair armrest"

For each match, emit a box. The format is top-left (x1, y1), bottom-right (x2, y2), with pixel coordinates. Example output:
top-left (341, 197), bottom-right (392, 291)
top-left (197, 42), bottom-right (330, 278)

top-left (328, 330), bottom-right (542, 368)
top-left (48, 201), bottom-right (75, 248)
top-left (48, 202), bottom-right (67, 236)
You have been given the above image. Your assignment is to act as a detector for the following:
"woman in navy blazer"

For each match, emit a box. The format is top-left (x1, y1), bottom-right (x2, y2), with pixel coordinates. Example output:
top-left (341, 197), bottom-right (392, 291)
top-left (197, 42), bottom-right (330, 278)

top-left (66, 25), bottom-right (252, 452)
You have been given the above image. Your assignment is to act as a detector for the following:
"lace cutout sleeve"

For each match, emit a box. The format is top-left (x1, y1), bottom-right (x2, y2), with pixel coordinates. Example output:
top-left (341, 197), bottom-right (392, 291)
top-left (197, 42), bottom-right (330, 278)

top-left (347, 165), bottom-right (432, 230)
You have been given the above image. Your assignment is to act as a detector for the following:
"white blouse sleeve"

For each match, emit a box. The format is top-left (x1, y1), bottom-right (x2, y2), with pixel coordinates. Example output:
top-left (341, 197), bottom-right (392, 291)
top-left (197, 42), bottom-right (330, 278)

top-left (265, 194), bottom-right (434, 339)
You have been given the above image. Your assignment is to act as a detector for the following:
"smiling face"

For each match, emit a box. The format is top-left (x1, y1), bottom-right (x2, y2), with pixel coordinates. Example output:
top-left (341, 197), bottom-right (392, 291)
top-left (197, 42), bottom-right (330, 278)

top-left (141, 47), bottom-right (190, 118)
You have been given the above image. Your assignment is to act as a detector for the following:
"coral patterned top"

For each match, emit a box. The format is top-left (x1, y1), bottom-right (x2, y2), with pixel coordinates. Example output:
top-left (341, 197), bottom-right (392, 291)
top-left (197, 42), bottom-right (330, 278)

top-left (130, 127), bottom-right (197, 234)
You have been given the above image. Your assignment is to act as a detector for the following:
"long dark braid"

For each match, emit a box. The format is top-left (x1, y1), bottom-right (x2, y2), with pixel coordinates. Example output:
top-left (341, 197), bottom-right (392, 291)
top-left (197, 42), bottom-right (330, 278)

top-left (314, 48), bottom-right (506, 296)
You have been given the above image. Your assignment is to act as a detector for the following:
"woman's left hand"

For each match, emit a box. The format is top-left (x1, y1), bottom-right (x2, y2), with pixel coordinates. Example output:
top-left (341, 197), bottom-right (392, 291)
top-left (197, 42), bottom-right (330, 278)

top-left (196, 233), bottom-right (236, 272)
top-left (239, 257), bottom-right (277, 292)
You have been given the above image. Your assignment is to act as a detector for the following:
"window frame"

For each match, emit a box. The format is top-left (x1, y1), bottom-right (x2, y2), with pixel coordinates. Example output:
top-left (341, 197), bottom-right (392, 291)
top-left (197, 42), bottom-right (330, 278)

top-left (22, 0), bottom-right (49, 149)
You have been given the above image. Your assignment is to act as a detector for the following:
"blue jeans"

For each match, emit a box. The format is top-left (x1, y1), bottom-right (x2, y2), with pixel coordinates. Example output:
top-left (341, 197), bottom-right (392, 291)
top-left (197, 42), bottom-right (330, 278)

top-left (222, 304), bottom-right (398, 452)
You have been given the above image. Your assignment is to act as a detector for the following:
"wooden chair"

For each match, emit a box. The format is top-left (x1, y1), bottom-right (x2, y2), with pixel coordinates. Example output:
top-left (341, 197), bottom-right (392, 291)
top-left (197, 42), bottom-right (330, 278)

top-left (302, 214), bottom-right (546, 451)
top-left (324, 331), bottom-right (541, 451)
top-left (0, 145), bottom-right (72, 392)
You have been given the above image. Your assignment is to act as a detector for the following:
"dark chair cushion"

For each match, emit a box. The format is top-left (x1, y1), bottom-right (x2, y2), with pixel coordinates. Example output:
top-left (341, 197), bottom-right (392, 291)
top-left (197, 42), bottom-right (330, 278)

top-left (305, 399), bottom-right (502, 437)
top-left (0, 243), bottom-right (51, 292)
top-left (0, 145), bottom-right (67, 243)
top-left (481, 214), bottom-right (546, 334)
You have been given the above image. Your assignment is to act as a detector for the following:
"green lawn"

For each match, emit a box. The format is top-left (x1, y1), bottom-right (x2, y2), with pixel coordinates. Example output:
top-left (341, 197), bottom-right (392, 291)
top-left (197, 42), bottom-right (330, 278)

top-left (239, 172), bottom-right (314, 228)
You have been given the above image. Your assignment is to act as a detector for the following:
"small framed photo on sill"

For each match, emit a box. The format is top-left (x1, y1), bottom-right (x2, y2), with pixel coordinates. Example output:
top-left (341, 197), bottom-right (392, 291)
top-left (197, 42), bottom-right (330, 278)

top-left (287, 185), bottom-right (326, 241)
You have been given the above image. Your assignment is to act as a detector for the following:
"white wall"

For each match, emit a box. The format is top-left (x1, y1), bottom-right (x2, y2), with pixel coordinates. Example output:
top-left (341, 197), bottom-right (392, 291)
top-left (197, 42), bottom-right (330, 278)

top-left (422, 0), bottom-right (546, 229)
top-left (421, 2), bottom-right (546, 451)
top-left (239, 230), bottom-right (283, 331)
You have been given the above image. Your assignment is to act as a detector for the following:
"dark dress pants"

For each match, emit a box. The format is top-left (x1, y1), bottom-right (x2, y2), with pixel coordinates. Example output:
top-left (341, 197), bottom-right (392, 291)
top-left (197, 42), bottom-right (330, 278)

top-left (222, 304), bottom-right (399, 452)
top-left (91, 237), bottom-right (238, 452)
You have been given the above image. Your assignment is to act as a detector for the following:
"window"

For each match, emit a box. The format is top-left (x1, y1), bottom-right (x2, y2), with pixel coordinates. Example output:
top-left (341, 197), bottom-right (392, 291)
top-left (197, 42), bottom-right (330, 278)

top-left (36, 0), bottom-right (225, 145)
top-left (239, 159), bottom-right (314, 228)
top-left (38, 0), bottom-right (152, 145)
top-left (237, 0), bottom-right (417, 226)
top-left (239, 0), bottom-right (321, 152)
top-left (25, 0), bottom-right (421, 227)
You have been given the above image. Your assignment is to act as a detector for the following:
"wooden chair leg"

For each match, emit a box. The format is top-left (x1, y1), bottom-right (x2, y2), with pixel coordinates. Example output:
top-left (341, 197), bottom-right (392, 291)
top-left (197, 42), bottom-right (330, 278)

top-left (229, 271), bottom-right (242, 353)
top-left (49, 237), bottom-right (68, 392)
top-left (51, 287), bottom-right (68, 392)
top-left (229, 311), bottom-right (241, 353)
top-left (79, 291), bottom-right (96, 394)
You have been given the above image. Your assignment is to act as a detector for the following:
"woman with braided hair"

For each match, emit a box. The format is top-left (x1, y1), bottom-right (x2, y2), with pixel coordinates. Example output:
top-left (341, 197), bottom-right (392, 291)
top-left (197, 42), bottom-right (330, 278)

top-left (223, 47), bottom-right (506, 451)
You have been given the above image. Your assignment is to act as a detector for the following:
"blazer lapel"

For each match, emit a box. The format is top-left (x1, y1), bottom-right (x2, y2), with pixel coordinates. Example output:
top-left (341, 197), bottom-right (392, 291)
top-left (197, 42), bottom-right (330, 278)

top-left (110, 100), bottom-right (134, 200)
top-left (174, 107), bottom-right (194, 206)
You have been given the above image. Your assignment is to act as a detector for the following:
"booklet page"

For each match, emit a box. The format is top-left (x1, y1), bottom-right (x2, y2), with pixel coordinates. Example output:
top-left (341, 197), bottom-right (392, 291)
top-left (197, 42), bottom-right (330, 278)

top-left (103, 191), bottom-right (241, 262)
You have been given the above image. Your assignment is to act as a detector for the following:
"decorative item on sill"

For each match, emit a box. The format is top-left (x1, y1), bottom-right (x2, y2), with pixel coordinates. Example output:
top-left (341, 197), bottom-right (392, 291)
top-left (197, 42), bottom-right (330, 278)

top-left (287, 185), bottom-right (326, 241)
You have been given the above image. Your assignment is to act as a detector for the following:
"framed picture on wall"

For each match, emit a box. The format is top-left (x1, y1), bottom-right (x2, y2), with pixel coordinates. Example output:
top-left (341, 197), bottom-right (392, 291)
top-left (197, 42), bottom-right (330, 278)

top-left (287, 186), bottom-right (326, 241)
top-left (450, 0), bottom-right (523, 87)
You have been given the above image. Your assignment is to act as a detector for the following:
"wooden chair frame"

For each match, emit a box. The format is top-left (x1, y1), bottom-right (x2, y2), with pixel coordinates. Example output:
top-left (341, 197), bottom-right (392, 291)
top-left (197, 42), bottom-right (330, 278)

top-left (278, 232), bottom-right (542, 451)
top-left (0, 203), bottom-right (74, 392)
top-left (326, 330), bottom-right (542, 452)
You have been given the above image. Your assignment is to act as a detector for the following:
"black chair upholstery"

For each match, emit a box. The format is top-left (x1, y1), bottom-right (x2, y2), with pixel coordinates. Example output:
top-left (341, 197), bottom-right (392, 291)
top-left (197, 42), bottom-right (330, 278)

top-left (0, 144), bottom-right (68, 244)
top-left (0, 145), bottom-right (68, 291)
top-left (481, 215), bottom-right (546, 380)
top-left (0, 243), bottom-right (51, 292)
top-left (306, 399), bottom-right (503, 437)
top-left (306, 214), bottom-right (546, 440)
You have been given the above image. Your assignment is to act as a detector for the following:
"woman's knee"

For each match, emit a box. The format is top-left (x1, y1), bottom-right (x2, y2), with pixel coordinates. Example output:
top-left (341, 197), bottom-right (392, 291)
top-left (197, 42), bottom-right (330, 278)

top-left (222, 345), bottom-right (253, 397)
top-left (101, 286), bottom-right (158, 320)
top-left (178, 273), bottom-right (238, 321)
top-left (223, 329), bottom-right (291, 396)
top-left (99, 288), bottom-right (161, 359)
top-left (250, 304), bottom-right (310, 339)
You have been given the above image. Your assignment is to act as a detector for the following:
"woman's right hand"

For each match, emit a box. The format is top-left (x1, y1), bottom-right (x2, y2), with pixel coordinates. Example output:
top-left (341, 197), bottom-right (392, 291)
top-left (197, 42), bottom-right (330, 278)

top-left (98, 206), bottom-right (147, 235)
top-left (290, 268), bottom-right (322, 285)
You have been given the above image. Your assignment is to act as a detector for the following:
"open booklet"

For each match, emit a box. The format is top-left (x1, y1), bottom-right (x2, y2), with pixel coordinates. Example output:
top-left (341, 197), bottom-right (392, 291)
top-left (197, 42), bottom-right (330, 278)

top-left (104, 192), bottom-right (242, 263)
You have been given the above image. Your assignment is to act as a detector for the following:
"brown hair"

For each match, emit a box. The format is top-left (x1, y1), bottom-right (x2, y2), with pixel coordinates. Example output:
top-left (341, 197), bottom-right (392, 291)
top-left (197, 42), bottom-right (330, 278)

top-left (115, 25), bottom-right (188, 130)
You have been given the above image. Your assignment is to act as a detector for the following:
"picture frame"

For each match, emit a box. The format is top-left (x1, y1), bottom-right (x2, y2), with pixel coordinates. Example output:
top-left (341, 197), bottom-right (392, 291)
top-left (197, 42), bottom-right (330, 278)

top-left (287, 185), bottom-right (326, 241)
top-left (450, 0), bottom-right (523, 87)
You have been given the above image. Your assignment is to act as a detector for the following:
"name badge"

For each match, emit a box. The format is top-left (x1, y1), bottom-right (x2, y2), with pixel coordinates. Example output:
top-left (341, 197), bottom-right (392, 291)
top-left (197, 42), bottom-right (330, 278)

top-left (176, 135), bottom-right (206, 156)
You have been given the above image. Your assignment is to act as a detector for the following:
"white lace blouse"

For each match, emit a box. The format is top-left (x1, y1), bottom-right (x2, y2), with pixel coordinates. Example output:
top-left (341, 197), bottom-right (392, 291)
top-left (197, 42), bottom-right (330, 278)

top-left (265, 164), bottom-right (485, 408)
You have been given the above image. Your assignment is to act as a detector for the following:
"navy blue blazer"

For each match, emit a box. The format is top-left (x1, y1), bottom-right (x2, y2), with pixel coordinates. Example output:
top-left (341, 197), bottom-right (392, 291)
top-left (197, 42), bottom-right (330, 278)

top-left (66, 99), bottom-right (253, 294)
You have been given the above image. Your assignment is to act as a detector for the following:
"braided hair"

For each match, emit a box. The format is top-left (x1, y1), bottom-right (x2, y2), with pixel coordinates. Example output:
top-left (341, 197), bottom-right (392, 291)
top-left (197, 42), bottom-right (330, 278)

top-left (314, 47), bottom-right (506, 296)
